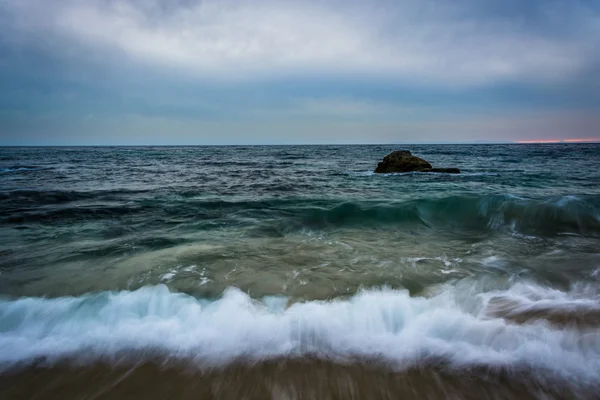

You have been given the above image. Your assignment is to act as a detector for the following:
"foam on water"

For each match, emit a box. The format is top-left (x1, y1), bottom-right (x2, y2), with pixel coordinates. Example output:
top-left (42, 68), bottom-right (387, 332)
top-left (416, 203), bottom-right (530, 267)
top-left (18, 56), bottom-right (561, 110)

top-left (1, 282), bottom-right (600, 386)
top-left (0, 166), bottom-right (40, 173)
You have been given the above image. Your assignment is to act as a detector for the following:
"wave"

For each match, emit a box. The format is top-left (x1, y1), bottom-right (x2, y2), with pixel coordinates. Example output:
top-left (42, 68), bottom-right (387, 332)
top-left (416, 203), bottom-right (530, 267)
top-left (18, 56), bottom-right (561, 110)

top-left (1, 192), bottom-right (599, 236)
top-left (0, 165), bottom-right (40, 173)
top-left (289, 195), bottom-right (600, 236)
top-left (1, 282), bottom-right (600, 385)
top-left (0, 188), bottom-right (152, 207)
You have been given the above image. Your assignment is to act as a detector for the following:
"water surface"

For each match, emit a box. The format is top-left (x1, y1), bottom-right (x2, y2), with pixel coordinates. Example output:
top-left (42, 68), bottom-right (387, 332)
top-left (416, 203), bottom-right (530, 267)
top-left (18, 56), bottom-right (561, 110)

top-left (1, 144), bottom-right (600, 399)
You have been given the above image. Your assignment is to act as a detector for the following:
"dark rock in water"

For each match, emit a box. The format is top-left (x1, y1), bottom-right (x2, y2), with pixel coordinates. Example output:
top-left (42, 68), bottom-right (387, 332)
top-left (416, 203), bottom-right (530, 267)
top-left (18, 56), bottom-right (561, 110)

top-left (374, 150), bottom-right (460, 174)
top-left (429, 168), bottom-right (461, 174)
top-left (374, 150), bottom-right (432, 173)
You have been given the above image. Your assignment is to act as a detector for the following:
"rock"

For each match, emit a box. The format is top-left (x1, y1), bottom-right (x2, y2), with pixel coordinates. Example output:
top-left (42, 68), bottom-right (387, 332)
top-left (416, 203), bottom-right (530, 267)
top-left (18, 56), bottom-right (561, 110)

top-left (374, 150), bottom-right (432, 173)
top-left (374, 150), bottom-right (460, 174)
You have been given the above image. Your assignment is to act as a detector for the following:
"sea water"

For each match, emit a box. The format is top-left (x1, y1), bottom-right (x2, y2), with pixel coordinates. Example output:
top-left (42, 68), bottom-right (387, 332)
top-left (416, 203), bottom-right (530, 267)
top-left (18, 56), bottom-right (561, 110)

top-left (1, 144), bottom-right (599, 399)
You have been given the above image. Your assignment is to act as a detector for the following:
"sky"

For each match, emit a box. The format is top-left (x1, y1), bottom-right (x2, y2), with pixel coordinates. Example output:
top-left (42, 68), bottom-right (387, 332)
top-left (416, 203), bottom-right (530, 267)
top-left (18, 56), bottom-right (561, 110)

top-left (0, 0), bottom-right (599, 145)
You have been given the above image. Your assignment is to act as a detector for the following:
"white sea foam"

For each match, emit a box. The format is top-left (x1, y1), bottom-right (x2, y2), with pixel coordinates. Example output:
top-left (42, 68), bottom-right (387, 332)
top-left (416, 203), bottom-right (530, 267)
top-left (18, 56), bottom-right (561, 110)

top-left (1, 283), bottom-right (600, 385)
top-left (158, 265), bottom-right (211, 285)
top-left (404, 256), bottom-right (462, 268)
top-left (480, 255), bottom-right (506, 269)
top-left (160, 271), bottom-right (177, 281)
top-left (441, 269), bottom-right (459, 274)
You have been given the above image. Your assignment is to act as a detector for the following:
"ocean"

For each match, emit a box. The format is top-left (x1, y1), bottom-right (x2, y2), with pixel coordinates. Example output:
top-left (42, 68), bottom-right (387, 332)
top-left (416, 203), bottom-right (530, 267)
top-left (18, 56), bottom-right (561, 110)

top-left (1, 144), bottom-right (600, 399)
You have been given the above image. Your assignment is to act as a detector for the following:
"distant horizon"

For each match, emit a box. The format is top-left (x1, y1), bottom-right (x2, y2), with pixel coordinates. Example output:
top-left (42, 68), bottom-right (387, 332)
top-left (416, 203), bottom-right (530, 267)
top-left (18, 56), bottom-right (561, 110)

top-left (2, 140), bottom-right (600, 148)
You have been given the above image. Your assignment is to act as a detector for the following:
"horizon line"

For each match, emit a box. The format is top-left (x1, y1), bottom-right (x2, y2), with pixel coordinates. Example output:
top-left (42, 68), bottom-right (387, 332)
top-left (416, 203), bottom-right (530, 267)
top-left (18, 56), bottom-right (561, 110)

top-left (1, 141), bottom-right (600, 147)
top-left (514, 138), bottom-right (600, 144)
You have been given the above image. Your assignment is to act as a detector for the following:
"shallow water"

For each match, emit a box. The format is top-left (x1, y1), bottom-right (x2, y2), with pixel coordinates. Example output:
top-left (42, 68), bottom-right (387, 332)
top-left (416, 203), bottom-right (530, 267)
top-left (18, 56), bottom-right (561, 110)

top-left (1, 144), bottom-right (600, 399)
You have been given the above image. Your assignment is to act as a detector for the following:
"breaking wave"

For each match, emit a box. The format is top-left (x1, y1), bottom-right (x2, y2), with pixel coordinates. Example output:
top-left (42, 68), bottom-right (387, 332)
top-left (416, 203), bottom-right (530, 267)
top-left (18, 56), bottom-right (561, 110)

top-left (1, 282), bottom-right (600, 390)
top-left (2, 192), bottom-right (599, 236)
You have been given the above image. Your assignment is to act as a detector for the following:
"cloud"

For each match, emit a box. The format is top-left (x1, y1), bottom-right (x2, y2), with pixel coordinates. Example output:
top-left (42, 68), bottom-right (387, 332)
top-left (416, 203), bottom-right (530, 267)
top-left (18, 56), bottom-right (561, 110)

top-left (2, 0), bottom-right (599, 145)
top-left (275, 97), bottom-right (429, 120)
top-left (3, 0), bottom-right (599, 86)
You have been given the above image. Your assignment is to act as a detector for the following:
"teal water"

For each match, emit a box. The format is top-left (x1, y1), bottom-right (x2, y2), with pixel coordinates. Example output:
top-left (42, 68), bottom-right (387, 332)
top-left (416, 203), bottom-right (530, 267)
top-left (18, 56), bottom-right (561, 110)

top-left (1, 144), bottom-right (599, 297)
top-left (1, 144), bottom-right (600, 399)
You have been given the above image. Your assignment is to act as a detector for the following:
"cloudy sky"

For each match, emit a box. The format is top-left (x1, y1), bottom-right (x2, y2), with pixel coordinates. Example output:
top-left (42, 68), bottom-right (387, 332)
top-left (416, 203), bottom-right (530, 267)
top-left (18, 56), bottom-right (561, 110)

top-left (1, 0), bottom-right (599, 145)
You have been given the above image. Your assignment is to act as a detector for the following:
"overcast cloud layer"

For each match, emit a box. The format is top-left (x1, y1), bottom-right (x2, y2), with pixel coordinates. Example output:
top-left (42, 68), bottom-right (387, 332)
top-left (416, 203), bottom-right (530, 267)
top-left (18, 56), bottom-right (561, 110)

top-left (1, 0), bottom-right (599, 144)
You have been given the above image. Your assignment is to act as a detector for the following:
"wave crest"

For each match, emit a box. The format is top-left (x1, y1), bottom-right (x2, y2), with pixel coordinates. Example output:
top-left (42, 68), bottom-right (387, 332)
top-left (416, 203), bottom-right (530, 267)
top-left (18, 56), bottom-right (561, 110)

top-left (2, 283), bottom-right (600, 386)
top-left (2, 192), bottom-right (599, 236)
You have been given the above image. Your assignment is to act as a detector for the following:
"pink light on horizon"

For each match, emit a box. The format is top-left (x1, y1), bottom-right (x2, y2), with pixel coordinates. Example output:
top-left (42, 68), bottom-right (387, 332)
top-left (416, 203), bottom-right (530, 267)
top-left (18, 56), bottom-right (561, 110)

top-left (515, 138), bottom-right (600, 144)
top-left (563, 138), bottom-right (600, 143)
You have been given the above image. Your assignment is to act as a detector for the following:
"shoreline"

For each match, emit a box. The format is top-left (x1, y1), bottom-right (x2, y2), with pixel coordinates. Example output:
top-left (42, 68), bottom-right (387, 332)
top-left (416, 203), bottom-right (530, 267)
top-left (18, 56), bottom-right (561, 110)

top-left (1, 358), bottom-right (590, 400)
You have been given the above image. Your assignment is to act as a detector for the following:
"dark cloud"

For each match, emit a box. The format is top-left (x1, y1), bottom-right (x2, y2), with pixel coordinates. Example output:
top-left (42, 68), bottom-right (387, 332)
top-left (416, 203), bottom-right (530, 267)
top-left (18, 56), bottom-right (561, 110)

top-left (0, 0), bottom-right (599, 144)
